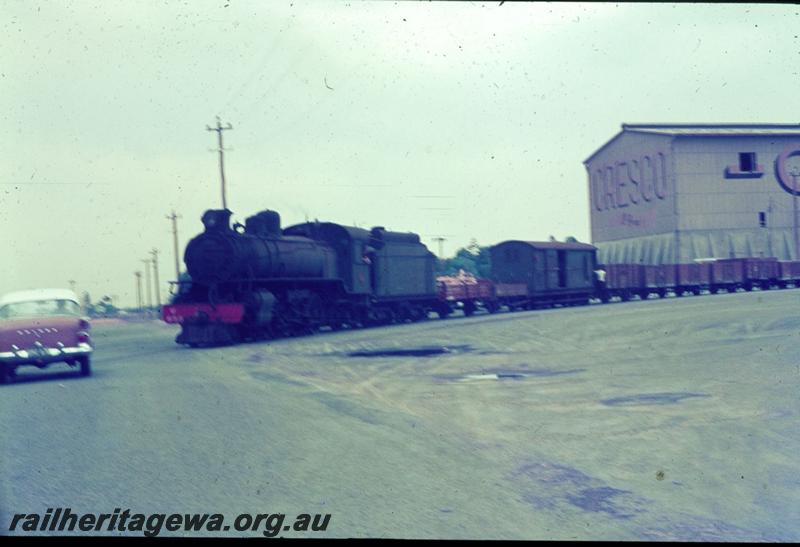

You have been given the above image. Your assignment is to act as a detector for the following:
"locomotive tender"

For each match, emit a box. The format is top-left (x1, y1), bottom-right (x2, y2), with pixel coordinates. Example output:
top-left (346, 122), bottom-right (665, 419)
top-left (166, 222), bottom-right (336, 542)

top-left (162, 207), bottom-right (800, 347)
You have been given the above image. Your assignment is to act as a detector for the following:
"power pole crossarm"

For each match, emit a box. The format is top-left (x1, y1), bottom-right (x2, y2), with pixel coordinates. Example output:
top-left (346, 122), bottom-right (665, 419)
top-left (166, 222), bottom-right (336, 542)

top-left (207, 116), bottom-right (233, 210)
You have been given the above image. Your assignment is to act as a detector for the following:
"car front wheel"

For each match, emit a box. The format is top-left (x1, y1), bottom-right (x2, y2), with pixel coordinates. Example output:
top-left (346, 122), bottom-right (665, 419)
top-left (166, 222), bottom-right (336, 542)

top-left (78, 356), bottom-right (92, 377)
top-left (0, 363), bottom-right (9, 385)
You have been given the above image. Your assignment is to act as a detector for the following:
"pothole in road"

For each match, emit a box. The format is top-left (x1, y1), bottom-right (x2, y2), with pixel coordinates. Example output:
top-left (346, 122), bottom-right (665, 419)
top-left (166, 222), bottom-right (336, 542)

top-left (347, 345), bottom-right (472, 358)
top-left (601, 392), bottom-right (710, 406)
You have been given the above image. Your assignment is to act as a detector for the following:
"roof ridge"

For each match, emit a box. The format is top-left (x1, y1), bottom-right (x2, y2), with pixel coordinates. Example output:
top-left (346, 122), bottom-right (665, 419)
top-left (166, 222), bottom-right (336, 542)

top-left (623, 122), bottom-right (800, 129)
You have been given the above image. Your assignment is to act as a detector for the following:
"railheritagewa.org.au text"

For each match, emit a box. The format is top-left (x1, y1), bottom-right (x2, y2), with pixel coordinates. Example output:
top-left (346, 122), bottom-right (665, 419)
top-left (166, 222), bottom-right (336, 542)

top-left (9, 508), bottom-right (331, 537)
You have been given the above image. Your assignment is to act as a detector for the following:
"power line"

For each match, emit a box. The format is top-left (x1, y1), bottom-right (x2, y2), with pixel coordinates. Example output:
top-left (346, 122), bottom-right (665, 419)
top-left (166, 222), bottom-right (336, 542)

top-left (206, 116), bottom-right (233, 210)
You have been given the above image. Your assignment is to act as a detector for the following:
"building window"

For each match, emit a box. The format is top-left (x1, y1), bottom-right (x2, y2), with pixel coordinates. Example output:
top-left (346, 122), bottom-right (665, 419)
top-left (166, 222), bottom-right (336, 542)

top-left (739, 152), bottom-right (757, 172)
top-left (759, 211), bottom-right (766, 227)
top-left (725, 152), bottom-right (764, 179)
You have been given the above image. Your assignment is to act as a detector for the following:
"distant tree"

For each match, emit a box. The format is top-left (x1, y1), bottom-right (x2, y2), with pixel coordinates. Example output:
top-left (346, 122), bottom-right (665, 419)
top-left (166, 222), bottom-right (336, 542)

top-left (474, 246), bottom-right (492, 278)
top-left (81, 291), bottom-right (95, 316)
top-left (95, 295), bottom-right (118, 317)
top-left (435, 240), bottom-right (492, 278)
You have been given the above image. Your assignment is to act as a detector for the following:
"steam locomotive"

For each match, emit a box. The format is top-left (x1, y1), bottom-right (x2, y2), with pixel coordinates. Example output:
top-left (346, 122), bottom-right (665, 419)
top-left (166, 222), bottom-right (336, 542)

top-left (163, 208), bottom-right (439, 346)
top-left (162, 208), bottom-right (800, 347)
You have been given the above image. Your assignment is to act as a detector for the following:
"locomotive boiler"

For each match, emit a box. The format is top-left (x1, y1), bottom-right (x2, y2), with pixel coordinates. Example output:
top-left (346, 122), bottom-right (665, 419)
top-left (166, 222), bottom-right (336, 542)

top-left (163, 208), bottom-right (438, 346)
top-left (184, 209), bottom-right (337, 286)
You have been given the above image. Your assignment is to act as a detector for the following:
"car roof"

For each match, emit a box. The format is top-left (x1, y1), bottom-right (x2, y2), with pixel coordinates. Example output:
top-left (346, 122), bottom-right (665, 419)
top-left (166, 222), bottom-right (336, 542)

top-left (0, 289), bottom-right (80, 306)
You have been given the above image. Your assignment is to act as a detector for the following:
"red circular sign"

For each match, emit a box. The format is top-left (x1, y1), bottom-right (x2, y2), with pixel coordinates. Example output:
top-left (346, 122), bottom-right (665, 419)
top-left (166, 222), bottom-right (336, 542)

top-left (775, 143), bottom-right (800, 196)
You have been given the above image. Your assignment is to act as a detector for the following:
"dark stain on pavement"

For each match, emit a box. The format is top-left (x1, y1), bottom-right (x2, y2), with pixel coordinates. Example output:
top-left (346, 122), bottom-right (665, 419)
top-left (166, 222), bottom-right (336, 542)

top-left (495, 372), bottom-right (526, 379)
top-left (601, 392), bottom-right (710, 407)
top-left (511, 461), bottom-right (776, 540)
top-left (491, 366), bottom-right (585, 377)
top-left (566, 486), bottom-right (635, 518)
top-left (348, 344), bottom-right (472, 358)
top-left (510, 461), bottom-right (646, 519)
top-left (246, 353), bottom-right (264, 363)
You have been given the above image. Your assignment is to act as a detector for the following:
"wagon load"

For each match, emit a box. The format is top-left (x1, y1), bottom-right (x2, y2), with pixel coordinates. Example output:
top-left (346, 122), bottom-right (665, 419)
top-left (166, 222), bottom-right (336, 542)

top-left (436, 270), bottom-right (494, 301)
top-left (435, 270), bottom-right (496, 317)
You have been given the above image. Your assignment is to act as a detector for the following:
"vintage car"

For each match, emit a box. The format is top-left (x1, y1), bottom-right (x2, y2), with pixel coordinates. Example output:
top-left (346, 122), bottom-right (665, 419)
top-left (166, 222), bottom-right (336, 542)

top-left (0, 289), bottom-right (92, 384)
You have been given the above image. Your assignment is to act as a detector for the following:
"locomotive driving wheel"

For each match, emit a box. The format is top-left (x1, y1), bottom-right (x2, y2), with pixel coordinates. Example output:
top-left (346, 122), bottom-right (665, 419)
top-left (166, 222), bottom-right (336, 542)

top-left (302, 293), bottom-right (324, 332)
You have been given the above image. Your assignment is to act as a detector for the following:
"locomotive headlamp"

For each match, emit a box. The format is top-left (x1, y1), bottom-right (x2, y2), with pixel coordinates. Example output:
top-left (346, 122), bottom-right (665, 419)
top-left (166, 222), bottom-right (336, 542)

top-left (202, 211), bottom-right (217, 229)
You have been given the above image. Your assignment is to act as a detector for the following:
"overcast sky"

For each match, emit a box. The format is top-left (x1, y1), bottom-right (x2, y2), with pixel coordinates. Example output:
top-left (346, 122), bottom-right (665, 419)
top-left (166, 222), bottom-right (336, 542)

top-left (2, 1), bottom-right (799, 307)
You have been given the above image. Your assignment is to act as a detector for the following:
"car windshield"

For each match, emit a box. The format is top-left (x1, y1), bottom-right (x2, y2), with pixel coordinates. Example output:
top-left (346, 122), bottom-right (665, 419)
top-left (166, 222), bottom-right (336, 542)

top-left (0, 299), bottom-right (81, 319)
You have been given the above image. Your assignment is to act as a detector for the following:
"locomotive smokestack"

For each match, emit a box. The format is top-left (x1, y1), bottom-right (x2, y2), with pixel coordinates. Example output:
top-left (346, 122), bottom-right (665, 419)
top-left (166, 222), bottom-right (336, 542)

top-left (201, 209), bottom-right (232, 232)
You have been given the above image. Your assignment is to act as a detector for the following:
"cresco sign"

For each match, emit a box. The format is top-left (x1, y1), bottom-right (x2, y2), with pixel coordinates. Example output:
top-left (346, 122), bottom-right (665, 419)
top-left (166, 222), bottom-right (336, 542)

top-left (590, 152), bottom-right (669, 211)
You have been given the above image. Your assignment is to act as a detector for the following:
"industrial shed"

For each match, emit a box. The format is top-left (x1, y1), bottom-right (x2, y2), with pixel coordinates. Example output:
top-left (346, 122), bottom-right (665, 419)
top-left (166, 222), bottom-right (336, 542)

top-left (584, 123), bottom-right (800, 264)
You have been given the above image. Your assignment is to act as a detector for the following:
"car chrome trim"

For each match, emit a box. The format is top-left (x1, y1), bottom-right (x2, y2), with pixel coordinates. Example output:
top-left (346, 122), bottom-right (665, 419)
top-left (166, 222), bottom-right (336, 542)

top-left (0, 343), bottom-right (92, 365)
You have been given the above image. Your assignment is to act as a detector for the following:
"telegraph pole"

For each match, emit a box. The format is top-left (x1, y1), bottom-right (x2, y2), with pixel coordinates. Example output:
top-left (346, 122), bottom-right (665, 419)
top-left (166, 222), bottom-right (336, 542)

top-left (432, 237), bottom-right (446, 259)
top-left (166, 210), bottom-right (181, 280)
top-left (68, 279), bottom-right (76, 294)
top-left (791, 167), bottom-right (800, 260)
top-left (206, 116), bottom-right (233, 210)
top-left (141, 258), bottom-right (152, 311)
top-left (150, 248), bottom-right (161, 307)
top-left (134, 272), bottom-right (142, 311)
